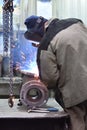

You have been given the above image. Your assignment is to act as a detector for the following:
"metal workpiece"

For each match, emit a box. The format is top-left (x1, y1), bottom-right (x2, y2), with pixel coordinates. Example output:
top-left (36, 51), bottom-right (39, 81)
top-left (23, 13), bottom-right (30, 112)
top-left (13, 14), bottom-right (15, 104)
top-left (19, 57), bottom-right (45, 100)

top-left (27, 107), bottom-right (58, 113)
top-left (20, 79), bottom-right (49, 109)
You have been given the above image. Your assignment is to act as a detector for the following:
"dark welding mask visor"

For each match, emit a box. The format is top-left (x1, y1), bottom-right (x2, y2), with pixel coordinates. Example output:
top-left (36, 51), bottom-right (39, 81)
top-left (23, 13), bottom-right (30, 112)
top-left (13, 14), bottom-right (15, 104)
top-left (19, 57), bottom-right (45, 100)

top-left (24, 31), bottom-right (42, 42)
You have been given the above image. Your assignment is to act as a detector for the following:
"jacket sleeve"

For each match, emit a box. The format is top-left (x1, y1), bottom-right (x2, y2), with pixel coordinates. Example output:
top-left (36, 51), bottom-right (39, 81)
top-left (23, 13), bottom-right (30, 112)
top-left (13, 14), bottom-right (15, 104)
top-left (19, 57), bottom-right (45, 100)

top-left (39, 50), bottom-right (59, 88)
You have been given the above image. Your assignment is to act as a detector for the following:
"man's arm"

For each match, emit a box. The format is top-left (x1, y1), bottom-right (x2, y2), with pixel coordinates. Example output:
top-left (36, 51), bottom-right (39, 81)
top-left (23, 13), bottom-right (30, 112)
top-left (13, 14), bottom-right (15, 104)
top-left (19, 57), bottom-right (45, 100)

top-left (39, 50), bottom-right (59, 88)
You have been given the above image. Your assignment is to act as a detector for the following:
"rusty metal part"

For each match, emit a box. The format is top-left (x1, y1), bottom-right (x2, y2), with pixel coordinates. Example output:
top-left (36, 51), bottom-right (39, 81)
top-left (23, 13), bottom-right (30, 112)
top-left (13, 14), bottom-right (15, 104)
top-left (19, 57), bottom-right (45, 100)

top-left (20, 80), bottom-right (49, 108)
top-left (8, 94), bottom-right (15, 107)
top-left (3, 0), bottom-right (14, 12)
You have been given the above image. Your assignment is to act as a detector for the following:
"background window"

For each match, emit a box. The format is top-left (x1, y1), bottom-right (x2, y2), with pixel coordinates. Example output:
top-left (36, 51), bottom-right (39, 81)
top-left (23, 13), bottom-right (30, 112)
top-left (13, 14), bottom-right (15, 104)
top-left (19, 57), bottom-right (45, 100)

top-left (37, 0), bottom-right (52, 19)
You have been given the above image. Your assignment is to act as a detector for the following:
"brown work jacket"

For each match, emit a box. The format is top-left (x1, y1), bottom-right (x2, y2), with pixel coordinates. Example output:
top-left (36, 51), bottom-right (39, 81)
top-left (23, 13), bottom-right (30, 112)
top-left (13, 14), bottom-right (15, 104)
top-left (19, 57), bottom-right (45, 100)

top-left (39, 21), bottom-right (87, 108)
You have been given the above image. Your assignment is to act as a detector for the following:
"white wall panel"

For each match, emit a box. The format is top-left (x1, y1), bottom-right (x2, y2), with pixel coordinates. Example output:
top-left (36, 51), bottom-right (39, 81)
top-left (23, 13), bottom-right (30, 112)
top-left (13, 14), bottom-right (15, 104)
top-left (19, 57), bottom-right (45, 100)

top-left (19, 0), bottom-right (37, 29)
top-left (52, 0), bottom-right (87, 24)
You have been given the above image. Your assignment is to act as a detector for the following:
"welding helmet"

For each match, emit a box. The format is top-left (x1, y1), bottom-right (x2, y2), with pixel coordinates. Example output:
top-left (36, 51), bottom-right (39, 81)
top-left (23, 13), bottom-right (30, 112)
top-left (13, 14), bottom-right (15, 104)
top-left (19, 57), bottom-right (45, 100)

top-left (24, 15), bottom-right (48, 42)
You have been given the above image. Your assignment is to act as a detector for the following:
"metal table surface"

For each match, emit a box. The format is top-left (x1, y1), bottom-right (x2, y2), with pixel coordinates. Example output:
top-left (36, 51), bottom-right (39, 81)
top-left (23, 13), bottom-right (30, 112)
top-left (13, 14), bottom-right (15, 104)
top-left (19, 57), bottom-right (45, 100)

top-left (0, 98), bottom-right (63, 118)
top-left (0, 98), bottom-right (70, 130)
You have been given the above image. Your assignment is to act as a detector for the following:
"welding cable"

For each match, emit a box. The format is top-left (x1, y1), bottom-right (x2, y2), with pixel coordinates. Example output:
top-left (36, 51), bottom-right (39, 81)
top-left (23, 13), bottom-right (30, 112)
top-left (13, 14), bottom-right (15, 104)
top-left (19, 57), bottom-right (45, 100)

top-left (20, 80), bottom-right (49, 108)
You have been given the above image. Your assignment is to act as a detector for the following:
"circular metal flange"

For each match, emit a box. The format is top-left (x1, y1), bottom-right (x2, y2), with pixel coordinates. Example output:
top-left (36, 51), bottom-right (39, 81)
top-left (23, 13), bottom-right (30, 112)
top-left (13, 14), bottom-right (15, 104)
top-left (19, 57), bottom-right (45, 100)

top-left (20, 80), bottom-right (49, 108)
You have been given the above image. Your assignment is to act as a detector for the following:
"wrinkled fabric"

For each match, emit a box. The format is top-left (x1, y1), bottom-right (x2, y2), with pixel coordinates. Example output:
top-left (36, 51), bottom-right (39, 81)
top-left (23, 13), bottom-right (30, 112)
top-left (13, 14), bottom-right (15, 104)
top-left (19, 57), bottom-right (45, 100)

top-left (37, 18), bottom-right (82, 80)
top-left (38, 21), bottom-right (87, 108)
top-left (65, 100), bottom-right (87, 130)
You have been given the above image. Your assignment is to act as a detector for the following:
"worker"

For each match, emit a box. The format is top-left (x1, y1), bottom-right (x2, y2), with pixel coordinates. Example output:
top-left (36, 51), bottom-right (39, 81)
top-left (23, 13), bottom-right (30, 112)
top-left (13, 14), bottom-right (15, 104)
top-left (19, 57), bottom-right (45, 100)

top-left (24, 15), bottom-right (87, 130)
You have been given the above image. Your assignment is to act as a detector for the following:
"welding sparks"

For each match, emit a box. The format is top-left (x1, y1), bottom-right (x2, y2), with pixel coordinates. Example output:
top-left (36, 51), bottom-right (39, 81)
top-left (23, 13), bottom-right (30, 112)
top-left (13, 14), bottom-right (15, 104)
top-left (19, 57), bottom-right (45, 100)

top-left (20, 60), bottom-right (39, 76)
top-left (20, 51), bottom-right (26, 60)
top-left (12, 34), bottom-right (39, 76)
top-left (14, 50), bottom-right (39, 75)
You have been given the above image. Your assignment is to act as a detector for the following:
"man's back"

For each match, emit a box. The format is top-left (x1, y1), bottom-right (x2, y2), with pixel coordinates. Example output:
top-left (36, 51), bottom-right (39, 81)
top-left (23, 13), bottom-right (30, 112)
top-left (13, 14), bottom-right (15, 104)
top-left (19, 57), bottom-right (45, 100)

top-left (50, 22), bottom-right (87, 108)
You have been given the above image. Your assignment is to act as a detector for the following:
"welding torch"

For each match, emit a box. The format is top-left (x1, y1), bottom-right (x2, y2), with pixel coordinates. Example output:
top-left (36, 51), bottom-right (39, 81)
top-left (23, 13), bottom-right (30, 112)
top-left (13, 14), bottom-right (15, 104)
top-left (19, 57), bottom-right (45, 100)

top-left (20, 70), bottom-right (39, 80)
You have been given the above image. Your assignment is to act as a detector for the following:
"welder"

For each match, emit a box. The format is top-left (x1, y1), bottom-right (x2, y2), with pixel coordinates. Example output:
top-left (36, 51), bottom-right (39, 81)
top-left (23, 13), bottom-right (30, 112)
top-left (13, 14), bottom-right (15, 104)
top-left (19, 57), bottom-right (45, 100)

top-left (24, 15), bottom-right (87, 130)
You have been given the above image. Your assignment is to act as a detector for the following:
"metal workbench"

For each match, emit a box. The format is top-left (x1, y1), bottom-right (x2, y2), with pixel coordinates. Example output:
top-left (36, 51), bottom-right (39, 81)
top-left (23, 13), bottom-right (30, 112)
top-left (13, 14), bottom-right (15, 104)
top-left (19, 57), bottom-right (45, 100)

top-left (0, 98), bottom-right (70, 130)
